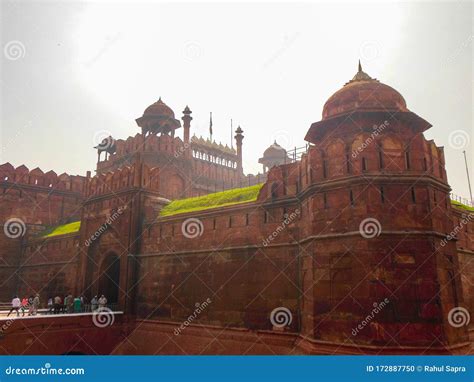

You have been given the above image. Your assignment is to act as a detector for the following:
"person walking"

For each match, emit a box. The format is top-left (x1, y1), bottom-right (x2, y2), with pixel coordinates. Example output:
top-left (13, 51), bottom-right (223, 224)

top-left (20, 297), bottom-right (28, 317)
top-left (30, 294), bottom-right (40, 316)
top-left (91, 295), bottom-right (98, 312)
top-left (53, 295), bottom-right (62, 314)
top-left (73, 296), bottom-right (81, 313)
top-left (98, 295), bottom-right (107, 309)
top-left (27, 295), bottom-right (34, 316)
top-left (63, 295), bottom-right (68, 313)
top-left (7, 296), bottom-right (21, 317)
top-left (66, 294), bottom-right (74, 313)
top-left (47, 297), bottom-right (53, 314)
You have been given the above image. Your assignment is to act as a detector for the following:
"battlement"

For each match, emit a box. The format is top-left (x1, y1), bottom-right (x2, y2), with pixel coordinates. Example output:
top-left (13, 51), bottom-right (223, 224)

top-left (88, 162), bottom-right (160, 197)
top-left (0, 162), bottom-right (87, 194)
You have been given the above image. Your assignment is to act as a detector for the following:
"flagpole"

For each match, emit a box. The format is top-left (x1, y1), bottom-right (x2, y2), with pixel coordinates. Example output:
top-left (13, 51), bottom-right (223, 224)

top-left (209, 112), bottom-right (213, 141)
top-left (463, 150), bottom-right (473, 205)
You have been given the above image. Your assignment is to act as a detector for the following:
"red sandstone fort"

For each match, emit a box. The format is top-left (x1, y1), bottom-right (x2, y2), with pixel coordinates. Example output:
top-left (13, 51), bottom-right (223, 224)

top-left (0, 64), bottom-right (473, 355)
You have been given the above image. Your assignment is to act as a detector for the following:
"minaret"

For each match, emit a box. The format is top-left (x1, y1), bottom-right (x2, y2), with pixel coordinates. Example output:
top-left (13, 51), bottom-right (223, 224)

top-left (234, 126), bottom-right (244, 174)
top-left (182, 106), bottom-right (192, 158)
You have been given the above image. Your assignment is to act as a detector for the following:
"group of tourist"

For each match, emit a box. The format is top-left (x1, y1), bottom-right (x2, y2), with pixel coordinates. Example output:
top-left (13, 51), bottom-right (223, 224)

top-left (49, 294), bottom-right (108, 314)
top-left (7, 294), bottom-right (40, 317)
top-left (6, 294), bottom-right (109, 317)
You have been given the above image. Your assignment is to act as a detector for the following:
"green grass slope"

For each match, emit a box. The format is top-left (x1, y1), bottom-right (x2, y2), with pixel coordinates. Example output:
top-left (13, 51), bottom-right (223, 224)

top-left (160, 183), bottom-right (264, 217)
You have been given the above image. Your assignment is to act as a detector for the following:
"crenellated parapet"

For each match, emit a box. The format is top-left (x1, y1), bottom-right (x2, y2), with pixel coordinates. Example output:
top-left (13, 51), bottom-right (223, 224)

top-left (88, 162), bottom-right (160, 198)
top-left (0, 162), bottom-right (87, 194)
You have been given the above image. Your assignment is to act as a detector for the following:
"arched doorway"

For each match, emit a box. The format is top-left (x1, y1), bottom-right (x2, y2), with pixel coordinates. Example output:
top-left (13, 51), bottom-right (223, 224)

top-left (98, 254), bottom-right (120, 304)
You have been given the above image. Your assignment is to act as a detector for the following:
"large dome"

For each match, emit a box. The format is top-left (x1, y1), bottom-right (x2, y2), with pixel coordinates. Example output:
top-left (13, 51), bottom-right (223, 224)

top-left (143, 97), bottom-right (176, 118)
top-left (322, 63), bottom-right (408, 120)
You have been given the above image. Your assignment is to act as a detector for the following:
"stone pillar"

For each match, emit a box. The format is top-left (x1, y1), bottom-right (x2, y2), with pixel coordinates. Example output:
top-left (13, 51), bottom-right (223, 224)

top-left (234, 126), bottom-right (244, 175)
top-left (182, 106), bottom-right (192, 159)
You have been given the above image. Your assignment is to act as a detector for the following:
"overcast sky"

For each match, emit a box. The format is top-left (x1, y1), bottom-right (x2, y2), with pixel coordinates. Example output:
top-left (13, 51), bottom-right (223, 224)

top-left (1, 1), bottom-right (472, 200)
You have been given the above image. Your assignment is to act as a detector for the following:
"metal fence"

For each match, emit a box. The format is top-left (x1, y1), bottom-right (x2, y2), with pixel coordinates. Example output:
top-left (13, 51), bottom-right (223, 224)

top-left (450, 193), bottom-right (473, 207)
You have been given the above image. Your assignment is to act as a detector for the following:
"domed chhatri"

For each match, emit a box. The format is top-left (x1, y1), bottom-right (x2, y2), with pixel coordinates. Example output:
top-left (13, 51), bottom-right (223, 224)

top-left (143, 97), bottom-right (176, 118)
top-left (259, 140), bottom-right (290, 173)
top-left (322, 61), bottom-right (408, 120)
top-left (305, 61), bottom-right (431, 143)
top-left (136, 97), bottom-right (181, 137)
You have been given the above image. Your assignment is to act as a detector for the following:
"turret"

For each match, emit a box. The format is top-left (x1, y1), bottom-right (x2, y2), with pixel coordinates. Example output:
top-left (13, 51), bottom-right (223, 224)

top-left (234, 126), bottom-right (244, 174)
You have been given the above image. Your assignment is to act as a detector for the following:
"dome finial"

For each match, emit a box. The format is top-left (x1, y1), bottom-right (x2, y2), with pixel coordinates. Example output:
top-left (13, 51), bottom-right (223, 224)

top-left (350, 60), bottom-right (373, 82)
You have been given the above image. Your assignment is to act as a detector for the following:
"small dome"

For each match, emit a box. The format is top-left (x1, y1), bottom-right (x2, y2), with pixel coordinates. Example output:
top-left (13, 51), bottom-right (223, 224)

top-left (263, 141), bottom-right (287, 158)
top-left (322, 62), bottom-right (408, 119)
top-left (143, 97), bottom-right (175, 118)
top-left (259, 141), bottom-right (290, 169)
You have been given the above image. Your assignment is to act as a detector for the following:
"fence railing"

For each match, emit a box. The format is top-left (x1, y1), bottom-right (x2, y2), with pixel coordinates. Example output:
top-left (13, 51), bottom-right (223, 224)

top-left (450, 193), bottom-right (473, 207)
top-left (284, 145), bottom-right (309, 164)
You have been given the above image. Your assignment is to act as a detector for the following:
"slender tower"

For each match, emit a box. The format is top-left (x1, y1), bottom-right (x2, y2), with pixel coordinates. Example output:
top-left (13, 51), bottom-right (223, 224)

top-left (182, 106), bottom-right (192, 158)
top-left (234, 126), bottom-right (244, 174)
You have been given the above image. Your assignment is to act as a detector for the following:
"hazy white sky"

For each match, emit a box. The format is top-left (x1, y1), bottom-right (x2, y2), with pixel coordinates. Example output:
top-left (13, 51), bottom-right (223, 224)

top-left (1, 1), bottom-right (472, 199)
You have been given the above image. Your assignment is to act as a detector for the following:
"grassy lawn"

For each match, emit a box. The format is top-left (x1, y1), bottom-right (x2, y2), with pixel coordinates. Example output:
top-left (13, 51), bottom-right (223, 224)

top-left (451, 200), bottom-right (474, 212)
top-left (40, 221), bottom-right (81, 238)
top-left (160, 183), bottom-right (264, 217)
